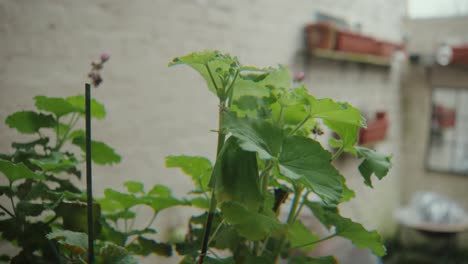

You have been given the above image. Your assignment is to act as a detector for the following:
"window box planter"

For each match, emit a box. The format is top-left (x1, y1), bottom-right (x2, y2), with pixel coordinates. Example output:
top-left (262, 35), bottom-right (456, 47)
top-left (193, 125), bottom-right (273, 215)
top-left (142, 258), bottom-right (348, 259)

top-left (304, 23), bottom-right (337, 50)
top-left (375, 41), bottom-right (404, 58)
top-left (451, 45), bottom-right (468, 65)
top-left (336, 31), bottom-right (378, 55)
top-left (358, 111), bottom-right (389, 145)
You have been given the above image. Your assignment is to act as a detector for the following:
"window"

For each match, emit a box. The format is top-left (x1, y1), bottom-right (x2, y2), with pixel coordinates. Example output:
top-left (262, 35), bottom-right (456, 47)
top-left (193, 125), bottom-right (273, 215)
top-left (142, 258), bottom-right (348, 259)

top-left (426, 87), bottom-right (468, 174)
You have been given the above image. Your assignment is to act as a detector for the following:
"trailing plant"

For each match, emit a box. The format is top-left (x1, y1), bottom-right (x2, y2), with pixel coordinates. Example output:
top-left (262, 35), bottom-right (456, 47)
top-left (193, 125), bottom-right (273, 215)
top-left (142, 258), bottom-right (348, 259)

top-left (166, 51), bottom-right (392, 264)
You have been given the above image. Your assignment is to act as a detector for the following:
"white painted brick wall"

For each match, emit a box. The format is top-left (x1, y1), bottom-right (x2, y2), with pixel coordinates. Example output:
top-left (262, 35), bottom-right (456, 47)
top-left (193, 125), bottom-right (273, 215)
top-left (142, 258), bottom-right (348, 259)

top-left (0, 1), bottom-right (406, 262)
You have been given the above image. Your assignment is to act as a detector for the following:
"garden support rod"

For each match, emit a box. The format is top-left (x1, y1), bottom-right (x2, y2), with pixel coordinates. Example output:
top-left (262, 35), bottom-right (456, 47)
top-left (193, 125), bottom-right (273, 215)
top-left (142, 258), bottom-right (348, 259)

top-left (85, 83), bottom-right (95, 263)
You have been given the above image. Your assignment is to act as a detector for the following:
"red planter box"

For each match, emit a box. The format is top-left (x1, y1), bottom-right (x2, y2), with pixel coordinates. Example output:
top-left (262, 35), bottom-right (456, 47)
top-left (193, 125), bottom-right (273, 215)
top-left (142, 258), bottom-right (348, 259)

top-left (305, 23), bottom-right (337, 50)
top-left (451, 45), bottom-right (468, 65)
top-left (336, 31), bottom-right (378, 55)
top-left (359, 112), bottom-right (389, 145)
top-left (375, 41), bottom-right (403, 58)
top-left (435, 105), bottom-right (456, 128)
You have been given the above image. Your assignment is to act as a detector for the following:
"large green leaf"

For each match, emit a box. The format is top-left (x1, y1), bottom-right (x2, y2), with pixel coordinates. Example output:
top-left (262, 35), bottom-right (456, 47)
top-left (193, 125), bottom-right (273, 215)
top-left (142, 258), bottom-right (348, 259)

top-left (5, 111), bottom-right (55, 134)
top-left (212, 137), bottom-right (262, 210)
top-left (34, 96), bottom-right (78, 117)
top-left (324, 120), bottom-right (359, 153)
top-left (0, 159), bottom-right (45, 183)
top-left (289, 220), bottom-right (320, 251)
top-left (169, 51), bottom-right (237, 96)
top-left (147, 184), bottom-right (171, 197)
top-left (278, 136), bottom-right (344, 205)
top-left (223, 112), bottom-right (284, 159)
top-left (290, 255), bottom-right (337, 264)
top-left (124, 181), bottom-right (144, 194)
top-left (220, 201), bottom-right (285, 241)
top-left (71, 131), bottom-right (121, 165)
top-left (127, 236), bottom-right (172, 256)
top-left (66, 95), bottom-right (106, 119)
top-left (165, 155), bottom-right (212, 190)
top-left (355, 147), bottom-right (392, 188)
top-left (46, 230), bottom-right (88, 255)
top-left (30, 151), bottom-right (77, 172)
top-left (143, 196), bottom-right (189, 212)
top-left (306, 202), bottom-right (385, 256)
top-left (307, 96), bottom-right (366, 127)
top-left (98, 243), bottom-right (138, 264)
top-left (103, 189), bottom-right (144, 209)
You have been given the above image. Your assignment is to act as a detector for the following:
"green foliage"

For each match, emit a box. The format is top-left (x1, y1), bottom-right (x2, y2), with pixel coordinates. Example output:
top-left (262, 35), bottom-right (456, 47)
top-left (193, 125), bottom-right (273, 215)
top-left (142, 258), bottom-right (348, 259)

top-left (5, 111), bottom-right (55, 134)
top-left (169, 50), bottom-right (393, 263)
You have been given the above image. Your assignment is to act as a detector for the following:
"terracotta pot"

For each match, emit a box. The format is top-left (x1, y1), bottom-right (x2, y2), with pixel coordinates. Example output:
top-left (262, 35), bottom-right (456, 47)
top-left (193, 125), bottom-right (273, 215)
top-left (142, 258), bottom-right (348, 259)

top-left (336, 31), bottom-right (378, 55)
top-left (304, 23), bottom-right (337, 51)
top-left (375, 41), bottom-right (403, 58)
top-left (451, 45), bottom-right (468, 65)
top-left (358, 112), bottom-right (389, 145)
top-left (435, 105), bottom-right (456, 128)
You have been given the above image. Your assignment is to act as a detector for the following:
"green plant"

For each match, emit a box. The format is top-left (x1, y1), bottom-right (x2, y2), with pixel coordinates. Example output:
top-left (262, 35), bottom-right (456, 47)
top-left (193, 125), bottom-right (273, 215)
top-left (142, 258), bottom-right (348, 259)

top-left (0, 54), bottom-right (178, 263)
top-left (166, 51), bottom-right (392, 264)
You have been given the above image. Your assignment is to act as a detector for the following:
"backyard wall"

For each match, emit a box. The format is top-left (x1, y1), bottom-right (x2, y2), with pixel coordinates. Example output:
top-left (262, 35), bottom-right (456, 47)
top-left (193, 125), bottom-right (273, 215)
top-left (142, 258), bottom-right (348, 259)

top-left (0, 1), bottom-right (406, 262)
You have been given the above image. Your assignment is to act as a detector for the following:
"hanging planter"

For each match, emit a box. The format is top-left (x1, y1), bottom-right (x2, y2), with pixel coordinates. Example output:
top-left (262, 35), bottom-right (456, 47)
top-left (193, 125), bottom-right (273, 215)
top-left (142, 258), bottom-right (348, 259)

top-left (304, 22), bottom-right (337, 50)
top-left (435, 105), bottom-right (456, 128)
top-left (336, 31), bottom-right (378, 55)
top-left (375, 41), bottom-right (404, 58)
top-left (451, 45), bottom-right (468, 65)
top-left (359, 111), bottom-right (389, 145)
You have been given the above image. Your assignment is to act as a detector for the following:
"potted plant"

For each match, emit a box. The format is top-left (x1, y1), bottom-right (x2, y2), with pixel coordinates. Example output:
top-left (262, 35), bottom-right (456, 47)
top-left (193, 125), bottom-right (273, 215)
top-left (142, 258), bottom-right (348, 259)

top-left (0, 50), bottom-right (392, 264)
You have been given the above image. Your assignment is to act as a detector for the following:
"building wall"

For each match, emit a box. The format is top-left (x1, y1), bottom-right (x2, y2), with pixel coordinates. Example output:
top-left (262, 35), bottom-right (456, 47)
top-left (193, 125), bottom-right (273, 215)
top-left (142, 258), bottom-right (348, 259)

top-left (403, 16), bottom-right (468, 246)
top-left (0, 1), bottom-right (406, 262)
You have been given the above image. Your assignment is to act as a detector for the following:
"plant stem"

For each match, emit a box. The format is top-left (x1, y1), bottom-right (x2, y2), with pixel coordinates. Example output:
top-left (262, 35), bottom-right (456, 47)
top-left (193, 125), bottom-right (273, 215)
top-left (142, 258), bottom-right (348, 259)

top-left (207, 219), bottom-right (225, 246)
top-left (226, 69), bottom-right (240, 108)
top-left (274, 187), bottom-right (302, 262)
top-left (205, 63), bottom-right (220, 93)
top-left (331, 147), bottom-right (343, 161)
top-left (292, 233), bottom-right (337, 249)
top-left (293, 191), bottom-right (310, 221)
top-left (55, 116), bottom-right (61, 148)
top-left (197, 102), bottom-right (226, 264)
top-left (288, 115), bottom-right (310, 137)
top-left (0, 204), bottom-right (15, 218)
top-left (277, 105), bottom-right (284, 126)
top-left (260, 161), bottom-right (273, 196)
top-left (57, 113), bottom-right (80, 149)
top-left (287, 188), bottom-right (302, 225)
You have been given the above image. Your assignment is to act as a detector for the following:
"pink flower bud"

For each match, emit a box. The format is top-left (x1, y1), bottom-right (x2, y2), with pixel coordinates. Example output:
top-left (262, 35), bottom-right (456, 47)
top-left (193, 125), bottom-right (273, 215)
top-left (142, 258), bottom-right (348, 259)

top-left (100, 52), bottom-right (110, 62)
top-left (293, 71), bottom-right (305, 82)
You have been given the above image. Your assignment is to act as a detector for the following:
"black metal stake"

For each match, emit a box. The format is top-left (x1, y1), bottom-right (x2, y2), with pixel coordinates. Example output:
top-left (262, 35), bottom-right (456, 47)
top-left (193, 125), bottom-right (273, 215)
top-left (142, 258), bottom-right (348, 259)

top-left (85, 83), bottom-right (94, 263)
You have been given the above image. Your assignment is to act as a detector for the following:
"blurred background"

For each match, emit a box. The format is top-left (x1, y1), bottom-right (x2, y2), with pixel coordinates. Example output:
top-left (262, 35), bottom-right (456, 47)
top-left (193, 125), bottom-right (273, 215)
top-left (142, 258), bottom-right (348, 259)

top-left (1, 0), bottom-right (468, 263)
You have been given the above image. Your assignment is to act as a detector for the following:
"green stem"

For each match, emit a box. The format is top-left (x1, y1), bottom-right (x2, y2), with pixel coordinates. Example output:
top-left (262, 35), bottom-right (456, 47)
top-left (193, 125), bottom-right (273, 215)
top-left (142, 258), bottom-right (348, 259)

top-left (226, 69), bottom-right (240, 108)
top-left (331, 147), bottom-right (344, 161)
top-left (198, 102), bottom-right (226, 264)
top-left (9, 184), bottom-right (16, 216)
top-left (0, 204), bottom-right (15, 218)
top-left (277, 105), bottom-right (285, 126)
top-left (205, 63), bottom-right (220, 93)
top-left (292, 233), bottom-right (337, 249)
top-left (55, 116), bottom-right (61, 148)
top-left (260, 162), bottom-right (273, 196)
top-left (294, 191), bottom-right (310, 221)
top-left (207, 219), bottom-right (225, 246)
top-left (56, 113), bottom-right (80, 150)
top-left (288, 115), bottom-right (310, 137)
top-left (287, 188), bottom-right (302, 225)
top-left (274, 188), bottom-right (302, 262)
